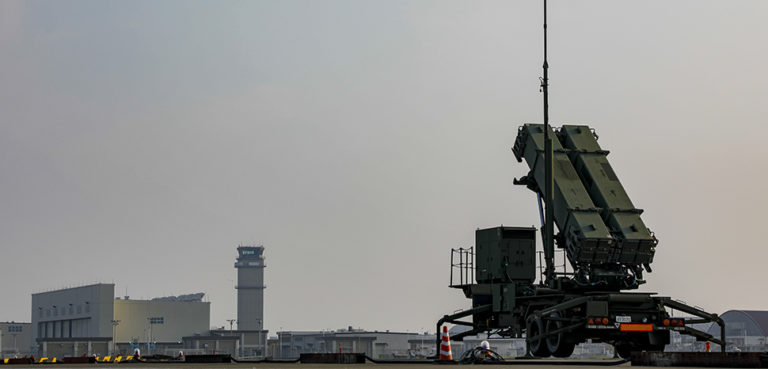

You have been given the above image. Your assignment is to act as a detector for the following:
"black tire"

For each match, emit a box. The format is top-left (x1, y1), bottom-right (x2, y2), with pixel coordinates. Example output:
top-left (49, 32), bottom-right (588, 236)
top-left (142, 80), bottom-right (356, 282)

top-left (545, 312), bottom-right (576, 358)
top-left (550, 339), bottom-right (576, 358)
top-left (527, 317), bottom-right (550, 357)
top-left (616, 344), bottom-right (632, 359)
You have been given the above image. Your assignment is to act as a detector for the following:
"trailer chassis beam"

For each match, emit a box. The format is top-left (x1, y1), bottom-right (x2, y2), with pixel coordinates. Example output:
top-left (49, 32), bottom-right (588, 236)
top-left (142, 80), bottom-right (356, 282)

top-left (659, 298), bottom-right (726, 352)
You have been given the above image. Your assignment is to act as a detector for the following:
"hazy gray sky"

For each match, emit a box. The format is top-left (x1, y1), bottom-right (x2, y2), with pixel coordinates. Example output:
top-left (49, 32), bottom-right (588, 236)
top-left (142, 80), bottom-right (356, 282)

top-left (1, 1), bottom-right (767, 333)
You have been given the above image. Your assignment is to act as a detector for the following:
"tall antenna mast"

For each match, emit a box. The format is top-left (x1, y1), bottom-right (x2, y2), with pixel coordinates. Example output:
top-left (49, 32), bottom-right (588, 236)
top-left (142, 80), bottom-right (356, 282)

top-left (541, 0), bottom-right (555, 285)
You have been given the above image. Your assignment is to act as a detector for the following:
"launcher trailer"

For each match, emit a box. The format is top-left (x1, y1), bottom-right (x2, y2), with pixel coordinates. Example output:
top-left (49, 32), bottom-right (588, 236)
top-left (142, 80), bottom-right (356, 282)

top-left (436, 125), bottom-right (726, 359)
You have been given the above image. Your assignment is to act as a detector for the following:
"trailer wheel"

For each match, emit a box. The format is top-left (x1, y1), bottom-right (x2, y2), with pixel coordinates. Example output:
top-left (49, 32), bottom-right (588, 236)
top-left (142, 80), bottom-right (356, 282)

top-left (545, 312), bottom-right (576, 358)
top-left (527, 317), bottom-right (550, 357)
top-left (615, 343), bottom-right (632, 359)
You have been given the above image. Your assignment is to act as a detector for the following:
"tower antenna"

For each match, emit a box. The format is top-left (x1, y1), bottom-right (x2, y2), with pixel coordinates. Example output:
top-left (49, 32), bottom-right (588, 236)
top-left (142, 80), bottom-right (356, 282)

top-left (541, 0), bottom-right (555, 285)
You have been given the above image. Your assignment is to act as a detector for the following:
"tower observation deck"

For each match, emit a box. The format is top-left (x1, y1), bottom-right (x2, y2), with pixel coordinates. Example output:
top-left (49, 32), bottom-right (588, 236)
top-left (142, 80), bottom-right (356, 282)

top-left (235, 245), bottom-right (265, 331)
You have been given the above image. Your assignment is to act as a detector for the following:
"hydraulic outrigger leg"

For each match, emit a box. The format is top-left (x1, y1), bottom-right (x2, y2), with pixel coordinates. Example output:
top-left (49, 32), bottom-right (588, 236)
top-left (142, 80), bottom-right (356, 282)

top-left (435, 305), bottom-right (491, 356)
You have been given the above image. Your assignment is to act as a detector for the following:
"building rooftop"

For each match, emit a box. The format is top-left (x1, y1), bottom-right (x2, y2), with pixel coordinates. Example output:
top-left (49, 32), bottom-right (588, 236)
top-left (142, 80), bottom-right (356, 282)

top-left (31, 283), bottom-right (114, 296)
top-left (114, 293), bottom-right (206, 302)
top-left (707, 310), bottom-right (768, 337)
top-left (151, 293), bottom-right (205, 302)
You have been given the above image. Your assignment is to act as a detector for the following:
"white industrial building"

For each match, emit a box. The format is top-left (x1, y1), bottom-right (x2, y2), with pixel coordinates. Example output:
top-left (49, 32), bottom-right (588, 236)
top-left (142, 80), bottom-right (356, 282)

top-left (113, 293), bottom-right (210, 356)
top-left (271, 328), bottom-right (429, 359)
top-left (0, 322), bottom-right (33, 356)
top-left (31, 284), bottom-right (210, 357)
top-left (182, 329), bottom-right (267, 357)
top-left (31, 284), bottom-right (114, 357)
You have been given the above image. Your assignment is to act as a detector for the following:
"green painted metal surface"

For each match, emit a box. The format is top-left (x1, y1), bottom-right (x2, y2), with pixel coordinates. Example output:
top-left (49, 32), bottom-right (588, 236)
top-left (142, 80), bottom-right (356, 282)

top-left (558, 125), bottom-right (656, 265)
top-left (475, 227), bottom-right (536, 284)
top-left (513, 123), bottom-right (657, 280)
top-left (512, 124), bottom-right (614, 264)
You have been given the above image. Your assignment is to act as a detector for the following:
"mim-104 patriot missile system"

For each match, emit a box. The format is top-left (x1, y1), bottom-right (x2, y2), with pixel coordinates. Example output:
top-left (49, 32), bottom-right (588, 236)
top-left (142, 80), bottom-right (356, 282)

top-left (437, 125), bottom-right (725, 358)
top-left (436, 2), bottom-right (725, 359)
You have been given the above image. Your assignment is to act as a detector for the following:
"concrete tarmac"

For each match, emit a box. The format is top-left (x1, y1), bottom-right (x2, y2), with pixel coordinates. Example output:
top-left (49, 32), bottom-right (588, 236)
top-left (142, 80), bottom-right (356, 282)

top-left (0, 363), bottom-right (638, 369)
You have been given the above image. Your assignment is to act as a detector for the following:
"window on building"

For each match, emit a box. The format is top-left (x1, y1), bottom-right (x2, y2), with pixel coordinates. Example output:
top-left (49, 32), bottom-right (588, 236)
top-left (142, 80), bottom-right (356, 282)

top-left (8, 325), bottom-right (23, 332)
top-left (77, 305), bottom-right (82, 314)
top-left (149, 317), bottom-right (164, 324)
top-left (85, 303), bottom-right (90, 313)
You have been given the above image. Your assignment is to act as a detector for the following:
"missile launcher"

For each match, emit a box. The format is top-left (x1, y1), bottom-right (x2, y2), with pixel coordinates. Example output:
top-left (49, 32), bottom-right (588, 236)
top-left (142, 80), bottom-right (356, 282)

top-left (513, 124), bottom-right (656, 289)
top-left (437, 1), bottom-right (725, 359)
top-left (438, 125), bottom-right (726, 358)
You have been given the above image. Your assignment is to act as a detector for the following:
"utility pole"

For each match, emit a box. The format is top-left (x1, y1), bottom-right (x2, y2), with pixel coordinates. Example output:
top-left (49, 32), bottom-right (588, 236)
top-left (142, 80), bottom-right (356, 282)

top-left (111, 320), bottom-right (120, 356)
top-left (146, 318), bottom-right (152, 355)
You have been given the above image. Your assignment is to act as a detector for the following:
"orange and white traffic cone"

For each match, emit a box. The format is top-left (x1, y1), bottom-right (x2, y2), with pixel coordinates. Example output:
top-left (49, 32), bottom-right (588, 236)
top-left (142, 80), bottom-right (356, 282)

top-left (439, 326), bottom-right (453, 361)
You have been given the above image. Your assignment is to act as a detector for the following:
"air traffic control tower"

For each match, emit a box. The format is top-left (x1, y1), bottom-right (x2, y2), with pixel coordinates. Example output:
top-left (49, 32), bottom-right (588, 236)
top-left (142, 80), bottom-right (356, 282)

top-left (235, 245), bottom-right (265, 331)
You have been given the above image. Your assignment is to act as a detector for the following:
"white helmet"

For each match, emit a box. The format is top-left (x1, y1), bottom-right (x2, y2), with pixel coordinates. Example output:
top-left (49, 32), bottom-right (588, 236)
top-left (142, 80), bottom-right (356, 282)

top-left (480, 341), bottom-right (490, 350)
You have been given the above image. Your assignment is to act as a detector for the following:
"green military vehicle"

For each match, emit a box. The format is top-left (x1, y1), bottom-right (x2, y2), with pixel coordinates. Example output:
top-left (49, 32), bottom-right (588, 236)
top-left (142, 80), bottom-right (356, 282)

top-left (436, 2), bottom-right (725, 359)
top-left (437, 124), bottom-right (725, 359)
